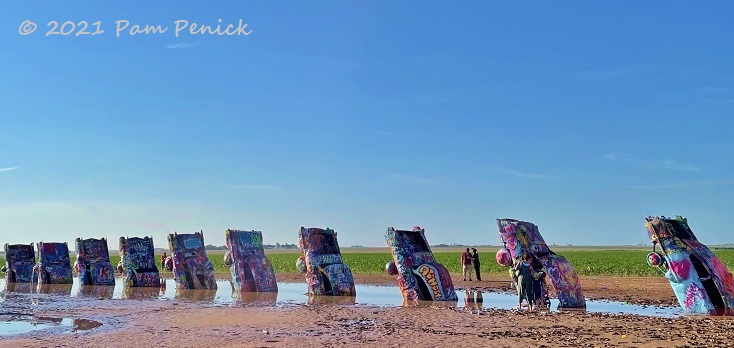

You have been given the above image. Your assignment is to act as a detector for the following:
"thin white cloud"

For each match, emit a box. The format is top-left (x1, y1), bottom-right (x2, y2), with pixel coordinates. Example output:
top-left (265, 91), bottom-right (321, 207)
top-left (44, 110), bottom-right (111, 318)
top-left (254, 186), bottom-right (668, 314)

top-left (695, 86), bottom-right (732, 94)
top-left (390, 174), bottom-right (437, 186)
top-left (655, 160), bottom-right (700, 172)
top-left (603, 154), bottom-right (700, 171)
top-left (704, 98), bottom-right (734, 106)
top-left (0, 167), bottom-right (18, 172)
top-left (233, 184), bottom-right (282, 191)
top-left (167, 42), bottom-right (200, 49)
top-left (583, 64), bottom-right (660, 77)
top-left (629, 179), bottom-right (734, 190)
top-left (492, 167), bottom-right (558, 180)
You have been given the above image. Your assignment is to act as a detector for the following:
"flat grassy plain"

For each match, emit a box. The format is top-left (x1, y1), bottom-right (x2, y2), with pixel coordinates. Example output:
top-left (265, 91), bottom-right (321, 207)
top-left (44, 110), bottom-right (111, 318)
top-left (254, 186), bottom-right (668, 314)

top-left (3, 247), bottom-right (733, 278)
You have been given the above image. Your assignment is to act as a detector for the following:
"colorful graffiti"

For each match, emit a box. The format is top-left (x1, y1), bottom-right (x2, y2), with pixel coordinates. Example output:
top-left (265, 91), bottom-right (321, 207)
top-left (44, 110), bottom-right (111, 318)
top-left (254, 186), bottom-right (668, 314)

top-left (2, 243), bottom-right (37, 283)
top-left (495, 218), bottom-right (586, 309)
top-left (296, 227), bottom-right (356, 296)
top-left (34, 242), bottom-right (73, 285)
top-left (385, 226), bottom-right (457, 302)
top-left (224, 229), bottom-right (278, 292)
top-left (74, 237), bottom-right (115, 286)
top-left (119, 236), bottom-right (161, 287)
top-left (167, 231), bottom-right (217, 290)
top-left (645, 215), bottom-right (734, 315)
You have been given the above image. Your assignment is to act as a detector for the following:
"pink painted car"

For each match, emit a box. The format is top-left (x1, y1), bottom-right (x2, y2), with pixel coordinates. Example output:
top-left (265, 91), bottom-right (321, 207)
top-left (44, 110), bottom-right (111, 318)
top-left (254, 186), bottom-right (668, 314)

top-left (645, 215), bottom-right (734, 315)
top-left (495, 218), bottom-right (585, 309)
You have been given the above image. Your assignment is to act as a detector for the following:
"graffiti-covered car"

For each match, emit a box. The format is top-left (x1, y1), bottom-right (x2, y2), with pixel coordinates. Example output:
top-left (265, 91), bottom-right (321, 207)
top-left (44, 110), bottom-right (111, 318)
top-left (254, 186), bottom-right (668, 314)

top-left (223, 229), bottom-right (277, 292)
top-left (35, 241), bottom-right (73, 285)
top-left (2, 243), bottom-right (37, 283)
top-left (645, 215), bottom-right (734, 315)
top-left (119, 236), bottom-right (161, 287)
top-left (296, 227), bottom-right (355, 296)
top-left (74, 237), bottom-right (115, 286)
top-left (384, 226), bottom-right (457, 302)
top-left (495, 218), bottom-right (585, 309)
top-left (167, 231), bottom-right (217, 290)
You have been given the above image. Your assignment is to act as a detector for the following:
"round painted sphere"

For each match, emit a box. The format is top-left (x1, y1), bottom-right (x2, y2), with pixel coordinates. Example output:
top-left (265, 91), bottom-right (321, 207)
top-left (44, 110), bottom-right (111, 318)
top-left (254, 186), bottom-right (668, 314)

top-left (296, 256), bottom-right (307, 273)
top-left (73, 260), bottom-right (83, 275)
top-left (647, 252), bottom-right (664, 267)
top-left (223, 252), bottom-right (233, 266)
top-left (164, 257), bottom-right (173, 271)
top-left (386, 261), bottom-right (398, 276)
top-left (496, 248), bottom-right (513, 267)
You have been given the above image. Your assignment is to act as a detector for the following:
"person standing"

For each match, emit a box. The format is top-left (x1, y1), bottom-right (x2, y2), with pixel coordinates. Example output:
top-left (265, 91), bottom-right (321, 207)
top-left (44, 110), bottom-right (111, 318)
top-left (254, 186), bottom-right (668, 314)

top-left (472, 248), bottom-right (481, 281)
top-left (461, 248), bottom-right (473, 281)
top-left (161, 252), bottom-right (167, 270)
top-left (514, 253), bottom-right (535, 311)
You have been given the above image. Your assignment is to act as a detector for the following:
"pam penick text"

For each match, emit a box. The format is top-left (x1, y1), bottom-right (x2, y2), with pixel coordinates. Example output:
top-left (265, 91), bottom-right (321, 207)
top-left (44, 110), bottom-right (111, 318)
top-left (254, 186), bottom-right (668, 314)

top-left (18, 19), bottom-right (253, 37)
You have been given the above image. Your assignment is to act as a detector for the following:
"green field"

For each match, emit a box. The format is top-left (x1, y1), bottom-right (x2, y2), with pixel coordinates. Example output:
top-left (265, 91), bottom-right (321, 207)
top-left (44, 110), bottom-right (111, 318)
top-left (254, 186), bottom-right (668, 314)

top-left (3, 249), bottom-right (734, 278)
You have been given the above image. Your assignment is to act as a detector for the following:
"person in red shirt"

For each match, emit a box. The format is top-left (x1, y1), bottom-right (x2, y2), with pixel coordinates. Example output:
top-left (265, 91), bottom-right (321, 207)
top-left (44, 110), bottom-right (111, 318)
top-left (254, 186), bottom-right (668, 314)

top-left (161, 252), bottom-right (167, 270)
top-left (461, 248), bottom-right (473, 281)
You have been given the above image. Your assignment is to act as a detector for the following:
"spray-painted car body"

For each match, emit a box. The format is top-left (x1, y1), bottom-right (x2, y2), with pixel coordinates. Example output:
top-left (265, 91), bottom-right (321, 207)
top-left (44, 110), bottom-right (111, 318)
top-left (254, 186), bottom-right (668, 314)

top-left (645, 215), bottom-right (734, 315)
top-left (2, 243), bottom-right (37, 283)
top-left (167, 231), bottom-right (217, 290)
top-left (384, 226), bottom-right (457, 302)
top-left (118, 236), bottom-right (161, 287)
top-left (74, 237), bottom-right (115, 286)
top-left (295, 227), bottom-right (355, 296)
top-left (35, 242), bottom-right (73, 285)
top-left (495, 218), bottom-right (586, 308)
top-left (223, 229), bottom-right (277, 292)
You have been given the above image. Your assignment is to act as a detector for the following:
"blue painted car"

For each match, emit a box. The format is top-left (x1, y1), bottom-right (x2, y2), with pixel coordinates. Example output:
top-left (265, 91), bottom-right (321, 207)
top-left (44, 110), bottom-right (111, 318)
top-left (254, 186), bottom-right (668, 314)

top-left (645, 215), bottom-right (734, 315)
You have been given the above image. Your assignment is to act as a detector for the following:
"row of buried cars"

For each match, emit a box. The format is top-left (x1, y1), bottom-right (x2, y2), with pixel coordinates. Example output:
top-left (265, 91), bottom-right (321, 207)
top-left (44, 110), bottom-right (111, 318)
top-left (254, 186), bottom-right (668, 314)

top-left (2, 216), bottom-right (734, 315)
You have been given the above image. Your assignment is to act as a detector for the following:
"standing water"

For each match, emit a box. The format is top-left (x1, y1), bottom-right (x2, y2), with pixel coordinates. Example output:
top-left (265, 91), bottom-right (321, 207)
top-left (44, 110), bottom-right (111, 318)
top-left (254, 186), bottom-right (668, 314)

top-left (0, 278), bottom-right (684, 319)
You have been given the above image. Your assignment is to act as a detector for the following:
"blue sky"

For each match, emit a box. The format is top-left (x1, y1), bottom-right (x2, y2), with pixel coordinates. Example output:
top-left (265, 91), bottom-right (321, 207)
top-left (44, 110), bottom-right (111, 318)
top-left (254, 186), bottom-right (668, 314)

top-left (1, 2), bottom-right (733, 249)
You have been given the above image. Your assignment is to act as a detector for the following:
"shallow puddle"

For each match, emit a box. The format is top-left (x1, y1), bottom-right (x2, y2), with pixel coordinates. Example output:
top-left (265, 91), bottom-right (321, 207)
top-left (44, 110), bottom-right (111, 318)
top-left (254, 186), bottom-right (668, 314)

top-left (0, 315), bottom-right (102, 336)
top-left (0, 278), bottom-right (683, 318)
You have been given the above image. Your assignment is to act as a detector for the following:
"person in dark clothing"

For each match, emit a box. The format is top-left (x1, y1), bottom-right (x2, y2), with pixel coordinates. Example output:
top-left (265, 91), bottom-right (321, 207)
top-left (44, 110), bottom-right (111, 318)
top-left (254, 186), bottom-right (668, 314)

top-left (514, 253), bottom-right (535, 311)
top-left (533, 270), bottom-right (549, 307)
top-left (472, 248), bottom-right (481, 281)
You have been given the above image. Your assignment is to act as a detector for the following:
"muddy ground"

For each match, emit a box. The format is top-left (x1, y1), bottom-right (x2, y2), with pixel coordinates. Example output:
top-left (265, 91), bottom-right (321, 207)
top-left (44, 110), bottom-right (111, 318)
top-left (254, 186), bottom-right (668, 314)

top-left (2, 273), bottom-right (733, 348)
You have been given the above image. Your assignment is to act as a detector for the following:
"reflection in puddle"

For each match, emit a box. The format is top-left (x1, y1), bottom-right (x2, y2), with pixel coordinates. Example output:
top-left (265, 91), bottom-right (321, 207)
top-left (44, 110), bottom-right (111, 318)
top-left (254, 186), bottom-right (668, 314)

top-left (38, 284), bottom-right (74, 296)
top-left (121, 286), bottom-right (162, 300)
top-left (0, 316), bottom-right (102, 336)
top-left (175, 289), bottom-right (217, 302)
top-left (232, 291), bottom-right (278, 307)
top-left (307, 295), bottom-right (356, 306)
top-left (0, 278), bottom-right (684, 318)
top-left (75, 284), bottom-right (115, 299)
